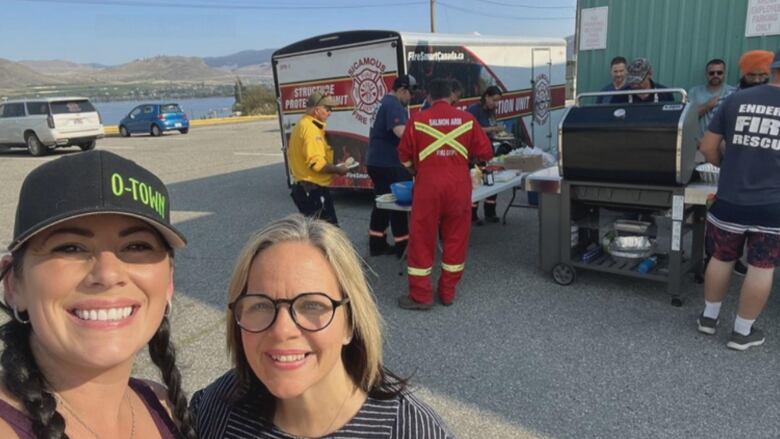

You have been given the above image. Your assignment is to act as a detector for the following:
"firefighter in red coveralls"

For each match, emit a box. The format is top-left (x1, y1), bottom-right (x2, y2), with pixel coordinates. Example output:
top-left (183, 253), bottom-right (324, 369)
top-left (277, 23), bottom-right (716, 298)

top-left (397, 79), bottom-right (493, 310)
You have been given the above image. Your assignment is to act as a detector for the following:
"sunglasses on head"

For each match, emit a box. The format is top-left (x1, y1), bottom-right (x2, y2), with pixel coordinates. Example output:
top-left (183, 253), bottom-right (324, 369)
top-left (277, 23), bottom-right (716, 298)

top-left (708, 70), bottom-right (724, 76)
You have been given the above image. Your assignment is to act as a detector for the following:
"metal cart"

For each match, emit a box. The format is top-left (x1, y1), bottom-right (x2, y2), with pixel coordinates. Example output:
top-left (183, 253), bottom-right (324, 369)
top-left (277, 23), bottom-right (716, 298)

top-left (534, 88), bottom-right (712, 306)
top-left (551, 180), bottom-right (706, 306)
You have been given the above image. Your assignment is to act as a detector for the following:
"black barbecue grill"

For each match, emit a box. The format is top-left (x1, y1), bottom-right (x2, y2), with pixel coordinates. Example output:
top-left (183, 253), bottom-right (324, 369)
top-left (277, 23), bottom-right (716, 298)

top-left (558, 89), bottom-right (698, 186)
top-left (542, 89), bottom-right (706, 306)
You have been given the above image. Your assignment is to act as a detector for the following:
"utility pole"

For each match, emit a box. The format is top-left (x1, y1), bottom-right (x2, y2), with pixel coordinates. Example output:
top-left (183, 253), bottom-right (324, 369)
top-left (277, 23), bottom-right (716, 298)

top-left (430, 0), bottom-right (436, 32)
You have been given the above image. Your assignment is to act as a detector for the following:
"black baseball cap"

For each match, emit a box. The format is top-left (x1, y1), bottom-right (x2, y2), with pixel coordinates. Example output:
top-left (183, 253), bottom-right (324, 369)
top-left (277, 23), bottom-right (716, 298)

top-left (393, 74), bottom-right (418, 91)
top-left (8, 150), bottom-right (186, 252)
top-left (483, 85), bottom-right (503, 97)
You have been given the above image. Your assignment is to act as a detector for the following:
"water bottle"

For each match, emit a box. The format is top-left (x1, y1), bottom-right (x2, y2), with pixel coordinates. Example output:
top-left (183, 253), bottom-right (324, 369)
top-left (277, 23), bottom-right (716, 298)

top-left (637, 256), bottom-right (658, 273)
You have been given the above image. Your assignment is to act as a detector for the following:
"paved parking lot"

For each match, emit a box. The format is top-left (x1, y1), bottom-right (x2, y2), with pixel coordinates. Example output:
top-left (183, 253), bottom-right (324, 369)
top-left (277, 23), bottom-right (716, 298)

top-left (1, 121), bottom-right (779, 438)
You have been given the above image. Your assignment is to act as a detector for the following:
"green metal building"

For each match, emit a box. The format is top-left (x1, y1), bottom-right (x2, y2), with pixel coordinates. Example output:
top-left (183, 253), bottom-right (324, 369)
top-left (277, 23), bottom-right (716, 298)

top-left (576, 0), bottom-right (780, 95)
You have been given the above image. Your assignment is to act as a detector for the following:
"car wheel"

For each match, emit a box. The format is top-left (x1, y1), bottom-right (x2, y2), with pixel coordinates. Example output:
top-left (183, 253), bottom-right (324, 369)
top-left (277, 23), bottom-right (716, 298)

top-left (79, 140), bottom-right (96, 151)
top-left (151, 124), bottom-right (162, 137)
top-left (25, 132), bottom-right (46, 157)
top-left (179, 128), bottom-right (189, 134)
top-left (119, 125), bottom-right (130, 137)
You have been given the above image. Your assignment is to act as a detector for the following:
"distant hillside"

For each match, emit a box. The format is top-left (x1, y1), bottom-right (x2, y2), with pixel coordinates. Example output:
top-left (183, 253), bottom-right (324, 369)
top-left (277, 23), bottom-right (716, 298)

top-left (2, 50), bottom-right (277, 96)
top-left (0, 58), bottom-right (64, 89)
top-left (203, 49), bottom-right (275, 68)
top-left (97, 56), bottom-right (228, 82)
top-left (19, 59), bottom-right (102, 76)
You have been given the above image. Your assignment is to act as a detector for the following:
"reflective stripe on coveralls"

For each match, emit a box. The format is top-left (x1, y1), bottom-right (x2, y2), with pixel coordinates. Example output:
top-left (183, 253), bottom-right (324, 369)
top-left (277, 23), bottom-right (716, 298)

top-left (414, 121), bottom-right (473, 161)
top-left (441, 262), bottom-right (465, 273)
top-left (408, 266), bottom-right (433, 276)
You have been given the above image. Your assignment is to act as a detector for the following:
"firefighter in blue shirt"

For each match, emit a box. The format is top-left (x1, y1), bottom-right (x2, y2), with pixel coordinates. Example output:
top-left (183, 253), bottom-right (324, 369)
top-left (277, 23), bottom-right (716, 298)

top-left (366, 74), bottom-right (417, 257)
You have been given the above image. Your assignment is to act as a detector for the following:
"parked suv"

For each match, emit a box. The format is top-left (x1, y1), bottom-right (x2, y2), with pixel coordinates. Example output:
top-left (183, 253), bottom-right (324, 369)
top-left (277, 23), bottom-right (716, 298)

top-left (118, 103), bottom-right (189, 137)
top-left (0, 97), bottom-right (104, 156)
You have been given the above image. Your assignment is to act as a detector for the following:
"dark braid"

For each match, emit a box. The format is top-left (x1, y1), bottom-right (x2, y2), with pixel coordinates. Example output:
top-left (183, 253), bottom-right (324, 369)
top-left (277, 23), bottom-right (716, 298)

top-left (148, 315), bottom-right (198, 439)
top-left (0, 247), bottom-right (68, 439)
top-left (0, 319), bottom-right (68, 439)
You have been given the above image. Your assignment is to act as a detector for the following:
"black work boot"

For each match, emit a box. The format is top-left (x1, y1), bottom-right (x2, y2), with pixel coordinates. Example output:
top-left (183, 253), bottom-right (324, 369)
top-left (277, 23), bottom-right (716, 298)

top-left (484, 202), bottom-right (499, 223)
top-left (369, 236), bottom-right (395, 256)
top-left (471, 206), bottom-right (483, 226)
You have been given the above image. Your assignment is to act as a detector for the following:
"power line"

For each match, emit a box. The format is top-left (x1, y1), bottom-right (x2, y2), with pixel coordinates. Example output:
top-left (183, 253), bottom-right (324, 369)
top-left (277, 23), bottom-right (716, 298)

top-left (471, 0), bottom-right (575, 9)
top-left (19, 0), bottom-right (427, 10)
top-left (438, 1), bottom-right (574, 20)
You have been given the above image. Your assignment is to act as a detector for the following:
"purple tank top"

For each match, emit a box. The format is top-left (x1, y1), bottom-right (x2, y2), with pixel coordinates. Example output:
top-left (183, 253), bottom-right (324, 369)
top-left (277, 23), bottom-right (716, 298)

top-left (0, 378), bottom-right (179, 438)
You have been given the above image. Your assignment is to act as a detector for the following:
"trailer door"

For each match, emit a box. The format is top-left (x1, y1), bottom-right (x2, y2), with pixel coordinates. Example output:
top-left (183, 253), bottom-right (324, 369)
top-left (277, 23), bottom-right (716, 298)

top-left (274, 38), bottom-right (401, 190)
top-left (531, 48), bottom-right (553, 150)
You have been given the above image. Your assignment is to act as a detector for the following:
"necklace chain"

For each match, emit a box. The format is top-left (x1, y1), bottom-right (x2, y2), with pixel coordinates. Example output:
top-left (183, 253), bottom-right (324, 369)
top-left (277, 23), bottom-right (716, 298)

top-left (320, 386), bottom-right (354, 437)
top-left (54, 390), bottom-right (135, 439)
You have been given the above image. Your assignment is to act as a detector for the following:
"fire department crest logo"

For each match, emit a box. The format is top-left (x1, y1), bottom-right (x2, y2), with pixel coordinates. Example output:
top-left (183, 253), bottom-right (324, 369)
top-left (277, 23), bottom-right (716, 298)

top-left (533, 73), bottom-right (551, 125)
top-left (349, 60), bottom-right (387, 124)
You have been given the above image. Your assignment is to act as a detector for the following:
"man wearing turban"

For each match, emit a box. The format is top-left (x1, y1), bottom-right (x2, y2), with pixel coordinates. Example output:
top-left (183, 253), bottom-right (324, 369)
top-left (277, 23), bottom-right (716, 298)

top-left (738, 50), bottom-right (773, 89)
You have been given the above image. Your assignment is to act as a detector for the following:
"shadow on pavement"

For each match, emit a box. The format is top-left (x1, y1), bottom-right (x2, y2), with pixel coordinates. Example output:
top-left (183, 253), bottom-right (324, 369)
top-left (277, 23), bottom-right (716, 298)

top-left (165, 161), bottom-right (780, 439)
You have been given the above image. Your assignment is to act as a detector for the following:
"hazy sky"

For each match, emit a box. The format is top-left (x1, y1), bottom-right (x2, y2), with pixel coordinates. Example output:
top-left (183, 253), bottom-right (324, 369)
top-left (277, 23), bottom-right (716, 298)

top-left (3, 0), bottom-right (576, 65)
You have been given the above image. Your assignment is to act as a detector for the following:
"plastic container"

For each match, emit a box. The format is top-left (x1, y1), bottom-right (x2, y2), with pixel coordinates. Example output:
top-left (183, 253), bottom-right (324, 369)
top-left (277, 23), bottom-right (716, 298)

top-left (470, 168), bottom-right (483, 188)
top-left (637, 256), bottom-right (658, 273)
top-left (390, 181), bottom-right (414, 206)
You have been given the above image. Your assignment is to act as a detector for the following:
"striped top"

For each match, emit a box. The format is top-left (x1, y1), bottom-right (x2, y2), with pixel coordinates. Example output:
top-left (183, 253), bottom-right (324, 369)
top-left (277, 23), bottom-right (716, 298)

top-left (190, 370), bottom-right (455, 439)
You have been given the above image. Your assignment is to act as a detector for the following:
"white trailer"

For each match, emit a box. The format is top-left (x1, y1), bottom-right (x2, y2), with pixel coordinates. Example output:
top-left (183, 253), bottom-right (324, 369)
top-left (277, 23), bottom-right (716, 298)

top-left (272, 30), bottom-right (567, 190)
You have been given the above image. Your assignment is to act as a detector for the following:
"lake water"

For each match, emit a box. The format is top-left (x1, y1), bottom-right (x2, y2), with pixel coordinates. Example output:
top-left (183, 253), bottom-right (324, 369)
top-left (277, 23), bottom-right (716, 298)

top-left (94, 96), bottom-right (236, 125)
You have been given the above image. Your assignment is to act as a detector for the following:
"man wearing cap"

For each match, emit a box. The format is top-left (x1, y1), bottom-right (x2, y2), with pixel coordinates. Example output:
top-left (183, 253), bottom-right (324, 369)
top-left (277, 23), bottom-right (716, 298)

top-left (737, 50), bottom-right (773, 90)
top-left (688, 59), bottom-right (736, 139)
top-left (612, 58), bottom-right (674, 104)
top-left (468, 85), bottom-right (504, 225)
top-left (696, 49), bottom-right (780, 351)
top-left (366, 74), bottom-right (416, 257)
top-left (397, 79), bottom-right (493, 310)
top-left (286, 92), bottom-right (347, 225)
top-left (596, 56), bottom-right (627, 104)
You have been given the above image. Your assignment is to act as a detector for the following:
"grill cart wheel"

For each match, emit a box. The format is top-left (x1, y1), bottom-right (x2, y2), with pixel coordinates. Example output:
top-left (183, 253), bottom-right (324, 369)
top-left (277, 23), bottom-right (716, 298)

top-left (552, 263), bottom-right (576, 286)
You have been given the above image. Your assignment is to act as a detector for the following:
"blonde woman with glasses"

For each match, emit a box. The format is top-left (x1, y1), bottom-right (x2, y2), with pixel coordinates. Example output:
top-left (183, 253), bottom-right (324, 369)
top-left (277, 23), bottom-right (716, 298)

top-left (190, 214), bottom-right (453, 438)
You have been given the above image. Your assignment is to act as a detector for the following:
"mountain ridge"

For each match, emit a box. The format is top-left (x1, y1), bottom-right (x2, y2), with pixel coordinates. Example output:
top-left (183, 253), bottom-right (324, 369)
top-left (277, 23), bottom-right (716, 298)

top-left (2, 49), bottom-right (276, 93)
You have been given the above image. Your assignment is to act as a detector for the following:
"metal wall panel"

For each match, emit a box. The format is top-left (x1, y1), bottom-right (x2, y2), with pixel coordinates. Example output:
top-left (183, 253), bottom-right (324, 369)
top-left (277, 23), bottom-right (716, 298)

top-left (577, 0), bottom-right (780, 95)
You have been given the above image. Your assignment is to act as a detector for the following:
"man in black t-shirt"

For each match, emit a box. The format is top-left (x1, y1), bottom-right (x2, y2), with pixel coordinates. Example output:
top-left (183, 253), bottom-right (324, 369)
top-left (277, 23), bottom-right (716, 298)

top-left (697, 49), bottom-right (780, 351)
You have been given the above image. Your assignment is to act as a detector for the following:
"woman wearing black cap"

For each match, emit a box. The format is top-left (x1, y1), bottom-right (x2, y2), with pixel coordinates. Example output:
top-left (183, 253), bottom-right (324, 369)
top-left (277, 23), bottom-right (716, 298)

top-left (0, 150), bottom-right (195, 439)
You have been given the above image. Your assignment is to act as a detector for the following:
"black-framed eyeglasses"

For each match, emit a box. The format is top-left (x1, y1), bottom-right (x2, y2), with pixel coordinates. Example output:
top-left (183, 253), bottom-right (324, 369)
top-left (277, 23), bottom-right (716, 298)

top-left (708, 70), bottom-right (724, 76)
top-left (229, 292), bottom-right (350, 333)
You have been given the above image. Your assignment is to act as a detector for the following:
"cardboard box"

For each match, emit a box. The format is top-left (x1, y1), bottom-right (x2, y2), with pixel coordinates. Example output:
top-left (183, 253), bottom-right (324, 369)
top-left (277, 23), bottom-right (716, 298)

top-left (501, 154), bottom-right (544, 172)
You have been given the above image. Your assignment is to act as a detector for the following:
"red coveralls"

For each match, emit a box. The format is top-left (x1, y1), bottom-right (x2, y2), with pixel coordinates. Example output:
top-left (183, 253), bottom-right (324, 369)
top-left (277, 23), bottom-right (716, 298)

top-left (398, 101), bottom-right (493, 304)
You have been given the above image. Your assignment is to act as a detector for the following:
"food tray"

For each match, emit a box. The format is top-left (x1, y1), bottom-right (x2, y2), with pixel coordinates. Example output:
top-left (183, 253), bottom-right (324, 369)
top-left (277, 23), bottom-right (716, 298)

top-left (695, 163), bottom-right (719, 184)
top-left (610, 235), bottom-right (653, 252)
top-left (614, 219), bottom-right (651, 234)
top-left (375, 193), bottom-right (396, 203)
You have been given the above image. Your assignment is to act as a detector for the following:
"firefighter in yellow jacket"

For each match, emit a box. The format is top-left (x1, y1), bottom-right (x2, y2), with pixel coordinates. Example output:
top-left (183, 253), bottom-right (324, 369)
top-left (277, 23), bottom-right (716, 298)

top-left (287, 92), bottom-right (348, 225)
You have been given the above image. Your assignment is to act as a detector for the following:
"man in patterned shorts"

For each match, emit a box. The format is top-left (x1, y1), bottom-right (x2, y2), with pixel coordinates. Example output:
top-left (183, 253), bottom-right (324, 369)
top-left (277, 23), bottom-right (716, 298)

top-left (697, 49), bottom-right (780, 351)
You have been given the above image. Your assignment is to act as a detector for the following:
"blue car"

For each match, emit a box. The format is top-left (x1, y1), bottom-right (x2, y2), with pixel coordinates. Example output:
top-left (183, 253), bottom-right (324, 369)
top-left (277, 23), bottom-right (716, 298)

top-left (118, 103), bottom-right (189, 137)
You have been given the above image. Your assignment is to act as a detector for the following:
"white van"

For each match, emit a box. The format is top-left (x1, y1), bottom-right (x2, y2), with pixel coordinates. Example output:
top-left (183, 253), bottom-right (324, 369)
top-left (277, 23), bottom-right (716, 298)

top-left (0, 97), bottom-right (104, 156)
